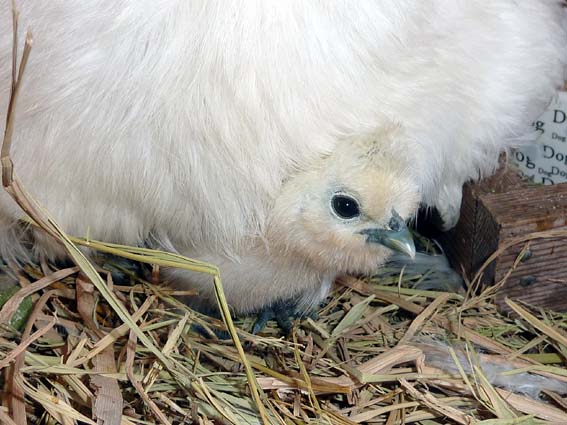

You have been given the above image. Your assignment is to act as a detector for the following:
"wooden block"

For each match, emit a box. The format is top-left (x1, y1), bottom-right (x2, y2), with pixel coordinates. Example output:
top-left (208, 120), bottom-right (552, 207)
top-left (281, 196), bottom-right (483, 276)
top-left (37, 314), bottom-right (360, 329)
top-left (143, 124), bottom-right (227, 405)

top-left (438, 167), bottom-right (567, 314)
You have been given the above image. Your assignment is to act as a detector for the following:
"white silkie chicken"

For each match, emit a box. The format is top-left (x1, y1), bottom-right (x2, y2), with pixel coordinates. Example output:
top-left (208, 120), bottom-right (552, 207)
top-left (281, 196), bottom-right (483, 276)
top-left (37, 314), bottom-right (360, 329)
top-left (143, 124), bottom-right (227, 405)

top-left (0, 1), bottom-right (565, 318)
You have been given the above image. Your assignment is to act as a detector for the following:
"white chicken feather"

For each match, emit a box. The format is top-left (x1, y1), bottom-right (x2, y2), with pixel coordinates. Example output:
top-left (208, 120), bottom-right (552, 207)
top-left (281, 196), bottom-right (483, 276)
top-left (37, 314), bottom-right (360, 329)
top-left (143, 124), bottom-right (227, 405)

top-left (0, 1), bottom-right (565, 313)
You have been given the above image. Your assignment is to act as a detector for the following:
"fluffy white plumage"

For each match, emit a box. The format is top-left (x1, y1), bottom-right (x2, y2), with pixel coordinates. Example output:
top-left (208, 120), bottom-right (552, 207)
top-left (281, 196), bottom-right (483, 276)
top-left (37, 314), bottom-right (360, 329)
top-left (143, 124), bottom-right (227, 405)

top-left (0, 1), bottom-right (565, 312)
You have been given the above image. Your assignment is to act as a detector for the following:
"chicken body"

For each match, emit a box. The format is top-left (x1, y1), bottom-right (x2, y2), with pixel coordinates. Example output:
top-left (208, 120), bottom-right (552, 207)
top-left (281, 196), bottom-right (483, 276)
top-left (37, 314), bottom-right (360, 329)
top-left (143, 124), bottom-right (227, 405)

top-left (0, 1), bottom-right (565, 312)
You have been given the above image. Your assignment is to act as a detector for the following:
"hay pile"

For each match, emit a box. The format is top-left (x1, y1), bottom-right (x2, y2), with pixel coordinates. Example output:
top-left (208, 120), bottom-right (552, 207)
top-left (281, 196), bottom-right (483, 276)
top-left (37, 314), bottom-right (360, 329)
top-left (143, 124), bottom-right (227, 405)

top-left (1, 244), bottom-right (567, 424)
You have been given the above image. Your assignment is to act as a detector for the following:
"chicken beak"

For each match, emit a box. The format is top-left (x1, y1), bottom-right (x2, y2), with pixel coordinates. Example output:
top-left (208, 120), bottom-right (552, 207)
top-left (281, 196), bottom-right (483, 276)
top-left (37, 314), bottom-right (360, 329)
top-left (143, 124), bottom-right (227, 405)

top-left (359, 211), bottom-right (416, 259)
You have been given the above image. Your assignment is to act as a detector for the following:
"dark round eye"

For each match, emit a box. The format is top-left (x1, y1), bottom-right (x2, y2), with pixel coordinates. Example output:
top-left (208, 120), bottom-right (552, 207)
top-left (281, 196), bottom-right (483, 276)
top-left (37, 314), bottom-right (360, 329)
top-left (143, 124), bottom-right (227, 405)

top-left (331, 194), bottom-right (361, 219)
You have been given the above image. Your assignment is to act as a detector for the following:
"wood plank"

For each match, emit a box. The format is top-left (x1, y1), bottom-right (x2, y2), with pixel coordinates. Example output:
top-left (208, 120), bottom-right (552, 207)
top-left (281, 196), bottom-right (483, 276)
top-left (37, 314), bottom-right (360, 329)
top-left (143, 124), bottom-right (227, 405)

top-left (438, 165), bottom-right (567, 312)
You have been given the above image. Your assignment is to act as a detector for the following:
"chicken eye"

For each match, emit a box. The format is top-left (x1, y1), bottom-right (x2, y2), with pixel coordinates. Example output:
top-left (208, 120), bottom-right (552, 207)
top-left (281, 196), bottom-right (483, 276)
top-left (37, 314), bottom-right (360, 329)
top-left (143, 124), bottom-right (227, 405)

top-left (331, 194), bottom-right (361, 219)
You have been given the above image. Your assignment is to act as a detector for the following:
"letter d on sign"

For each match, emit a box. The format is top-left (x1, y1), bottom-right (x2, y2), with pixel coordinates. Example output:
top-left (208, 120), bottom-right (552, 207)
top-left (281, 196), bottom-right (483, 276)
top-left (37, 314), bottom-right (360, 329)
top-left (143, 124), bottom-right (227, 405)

top-left (553, 109), bottom-right (566, 124)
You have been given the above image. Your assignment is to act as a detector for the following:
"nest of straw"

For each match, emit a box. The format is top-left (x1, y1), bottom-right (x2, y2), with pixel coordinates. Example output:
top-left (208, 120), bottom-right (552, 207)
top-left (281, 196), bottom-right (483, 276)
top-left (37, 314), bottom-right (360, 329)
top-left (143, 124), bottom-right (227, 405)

top-left (1, 7), bottom-right (567, 425)
top-left (1, 247), bottom-right (567, 425)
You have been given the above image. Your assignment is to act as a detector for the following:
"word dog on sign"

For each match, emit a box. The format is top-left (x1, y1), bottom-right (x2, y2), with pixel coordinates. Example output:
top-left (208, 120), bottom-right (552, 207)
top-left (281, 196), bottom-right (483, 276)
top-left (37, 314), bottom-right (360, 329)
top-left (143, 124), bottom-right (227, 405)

top-left (513, 91), bottom-right (567, 184)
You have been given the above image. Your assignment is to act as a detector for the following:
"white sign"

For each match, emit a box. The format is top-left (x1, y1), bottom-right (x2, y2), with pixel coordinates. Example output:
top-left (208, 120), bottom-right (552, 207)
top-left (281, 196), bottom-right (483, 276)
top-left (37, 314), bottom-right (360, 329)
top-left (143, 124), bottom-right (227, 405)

top-left (512, 92), bottom-right (567, 184)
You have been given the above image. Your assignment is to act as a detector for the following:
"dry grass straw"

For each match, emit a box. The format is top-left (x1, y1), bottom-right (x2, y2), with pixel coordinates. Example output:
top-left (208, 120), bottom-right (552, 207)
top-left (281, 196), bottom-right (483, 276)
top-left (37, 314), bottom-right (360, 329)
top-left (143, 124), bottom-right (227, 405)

top-left (1, 237), bottom-right (566, 423)
top-left (1, 4), bottom-right (567, 425)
